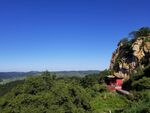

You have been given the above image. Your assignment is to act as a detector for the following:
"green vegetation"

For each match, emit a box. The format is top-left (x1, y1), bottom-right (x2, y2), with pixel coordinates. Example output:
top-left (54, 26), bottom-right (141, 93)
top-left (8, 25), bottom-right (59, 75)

top-left (129, 27), bottom-right (150, 39)
top-left (2, 68), bottom-right (148, 113)
top-left (113, 27), bottom-right (150, 112)
top-left (91, 92), bottom-right (128, 113)
top-left (1, 68), bottom-right (150, 113)
top-left (0, 70), bottom-right (129, 113)
top-left (0, 80), bottom-right (24, 97)
top-left (0, 73), bottom-right (91, 113)
top-left (0, 27), bottom-right (149, 113)
top-left (121, 65), bottom-right (150, 113)
top-left (2, 67), bottom-right (149, 113)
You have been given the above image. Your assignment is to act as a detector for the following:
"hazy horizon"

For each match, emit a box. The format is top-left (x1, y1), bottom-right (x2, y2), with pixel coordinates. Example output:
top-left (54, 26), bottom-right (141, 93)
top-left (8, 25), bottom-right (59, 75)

top-left (0, 69), bottom-right (100, 73)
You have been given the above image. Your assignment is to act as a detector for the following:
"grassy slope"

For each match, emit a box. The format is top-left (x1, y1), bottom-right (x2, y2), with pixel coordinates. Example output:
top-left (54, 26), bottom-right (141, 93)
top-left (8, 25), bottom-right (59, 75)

top-left (91, 92), bottom-right (128, 113)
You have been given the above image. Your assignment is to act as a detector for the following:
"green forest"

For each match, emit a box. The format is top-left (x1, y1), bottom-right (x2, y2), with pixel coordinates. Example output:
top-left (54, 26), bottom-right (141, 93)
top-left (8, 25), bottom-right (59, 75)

top-left (0, 28), bottom-right (150, 113)
top-left (0, 66), bottom-right (150, 113)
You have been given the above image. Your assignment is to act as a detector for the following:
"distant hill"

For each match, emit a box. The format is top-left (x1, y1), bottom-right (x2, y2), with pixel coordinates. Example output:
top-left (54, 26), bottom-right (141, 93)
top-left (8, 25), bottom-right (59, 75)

top-left (0, 71), bottom-right (40, 79)
top-left (0, 70), bottom-right (99, 80)
top-left (53, 70), bottom-right (100, 77)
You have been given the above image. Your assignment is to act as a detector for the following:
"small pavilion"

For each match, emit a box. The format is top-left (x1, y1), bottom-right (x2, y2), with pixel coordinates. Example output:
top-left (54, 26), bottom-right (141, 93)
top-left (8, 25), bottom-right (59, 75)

top-left (105, 75), bottom-right (123, 91)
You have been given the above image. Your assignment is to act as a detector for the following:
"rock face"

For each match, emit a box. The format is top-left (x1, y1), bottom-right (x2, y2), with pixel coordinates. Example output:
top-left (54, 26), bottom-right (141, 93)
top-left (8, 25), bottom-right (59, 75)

top-left (110, 36), bottom-right (150, 80)
top-left (132, 38), bottom-right (145, 60)
top-left (144, 42), bottom-right (150, 53)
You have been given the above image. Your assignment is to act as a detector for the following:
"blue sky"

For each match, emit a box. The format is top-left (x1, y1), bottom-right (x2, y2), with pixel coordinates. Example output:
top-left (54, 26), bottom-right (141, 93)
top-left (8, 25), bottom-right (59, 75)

top-left (0, 0), bottom-right (150, 72)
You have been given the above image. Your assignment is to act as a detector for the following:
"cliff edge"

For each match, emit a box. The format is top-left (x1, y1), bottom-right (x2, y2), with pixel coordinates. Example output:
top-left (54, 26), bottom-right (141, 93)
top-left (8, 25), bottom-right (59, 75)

top-left (110, 27), bottom-right (150, 80)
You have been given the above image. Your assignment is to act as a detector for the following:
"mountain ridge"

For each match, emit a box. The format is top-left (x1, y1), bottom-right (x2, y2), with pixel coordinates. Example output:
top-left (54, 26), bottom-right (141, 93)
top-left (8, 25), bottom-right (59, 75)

top-left (0, 70), bottom-right (100, 79)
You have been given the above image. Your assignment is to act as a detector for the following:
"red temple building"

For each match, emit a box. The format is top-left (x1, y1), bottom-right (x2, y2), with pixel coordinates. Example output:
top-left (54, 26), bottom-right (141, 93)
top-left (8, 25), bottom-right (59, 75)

top-left (105, 75), bottom-right (123, 91)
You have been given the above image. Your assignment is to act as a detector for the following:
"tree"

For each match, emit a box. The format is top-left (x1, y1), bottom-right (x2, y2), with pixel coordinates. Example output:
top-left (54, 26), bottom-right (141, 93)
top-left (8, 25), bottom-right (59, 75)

top-left (0, 75), bottom-right (93, 113)
top-left (117, 38), bottom-right (129, 46)
top-left (41, 71), bottom-right (57, 80)
top-left (129, 27), bottom-right (150, 39)
top-left (0, 79), bottom-right (2, 82)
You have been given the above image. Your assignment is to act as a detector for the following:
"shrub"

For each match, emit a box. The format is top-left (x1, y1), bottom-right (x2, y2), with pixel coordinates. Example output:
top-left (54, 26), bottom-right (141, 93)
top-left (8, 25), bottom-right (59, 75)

top-left (131, 77), bottom-right (150, 91)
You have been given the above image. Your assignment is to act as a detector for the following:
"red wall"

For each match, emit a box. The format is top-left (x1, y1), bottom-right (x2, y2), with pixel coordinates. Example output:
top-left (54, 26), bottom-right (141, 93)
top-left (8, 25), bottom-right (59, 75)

top-left (108, 79), bottom-right (123, 91)
top-left (116, 79), bottom-right (123, 86)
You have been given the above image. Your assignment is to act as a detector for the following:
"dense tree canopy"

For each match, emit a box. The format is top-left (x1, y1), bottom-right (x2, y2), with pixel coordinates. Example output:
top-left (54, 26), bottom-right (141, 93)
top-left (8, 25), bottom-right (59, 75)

top-left (0, 72), bottom-right (93, 113)
top-left (0, 71), bottom-right (127, 113)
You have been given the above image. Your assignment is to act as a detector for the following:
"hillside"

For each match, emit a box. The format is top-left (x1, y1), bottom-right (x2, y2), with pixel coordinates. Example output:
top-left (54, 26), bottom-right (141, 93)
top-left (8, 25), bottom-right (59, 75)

top-left (0, 72), bottom-right (39, 79)
top-left (0, 27), bottom-right (149, 113)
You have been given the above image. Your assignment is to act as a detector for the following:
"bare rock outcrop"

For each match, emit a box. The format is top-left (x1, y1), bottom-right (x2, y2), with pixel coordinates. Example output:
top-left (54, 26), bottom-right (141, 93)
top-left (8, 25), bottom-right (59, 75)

top-left (132, 38), bottom-right (145, 60)
top-left (110, 36), bottom-right (150, 80)
top-left (144, 42), bottom-right (150, 53)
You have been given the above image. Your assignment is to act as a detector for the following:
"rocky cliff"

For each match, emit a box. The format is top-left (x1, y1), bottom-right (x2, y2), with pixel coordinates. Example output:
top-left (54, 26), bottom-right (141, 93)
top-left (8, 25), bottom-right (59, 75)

top-left (110, 28), bottom-right (150, 80)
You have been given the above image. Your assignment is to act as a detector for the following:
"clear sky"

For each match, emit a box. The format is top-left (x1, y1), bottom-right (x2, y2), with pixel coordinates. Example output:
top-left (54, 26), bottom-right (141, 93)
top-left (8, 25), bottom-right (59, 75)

top-left (0, 0), bottom-right (150, 72)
